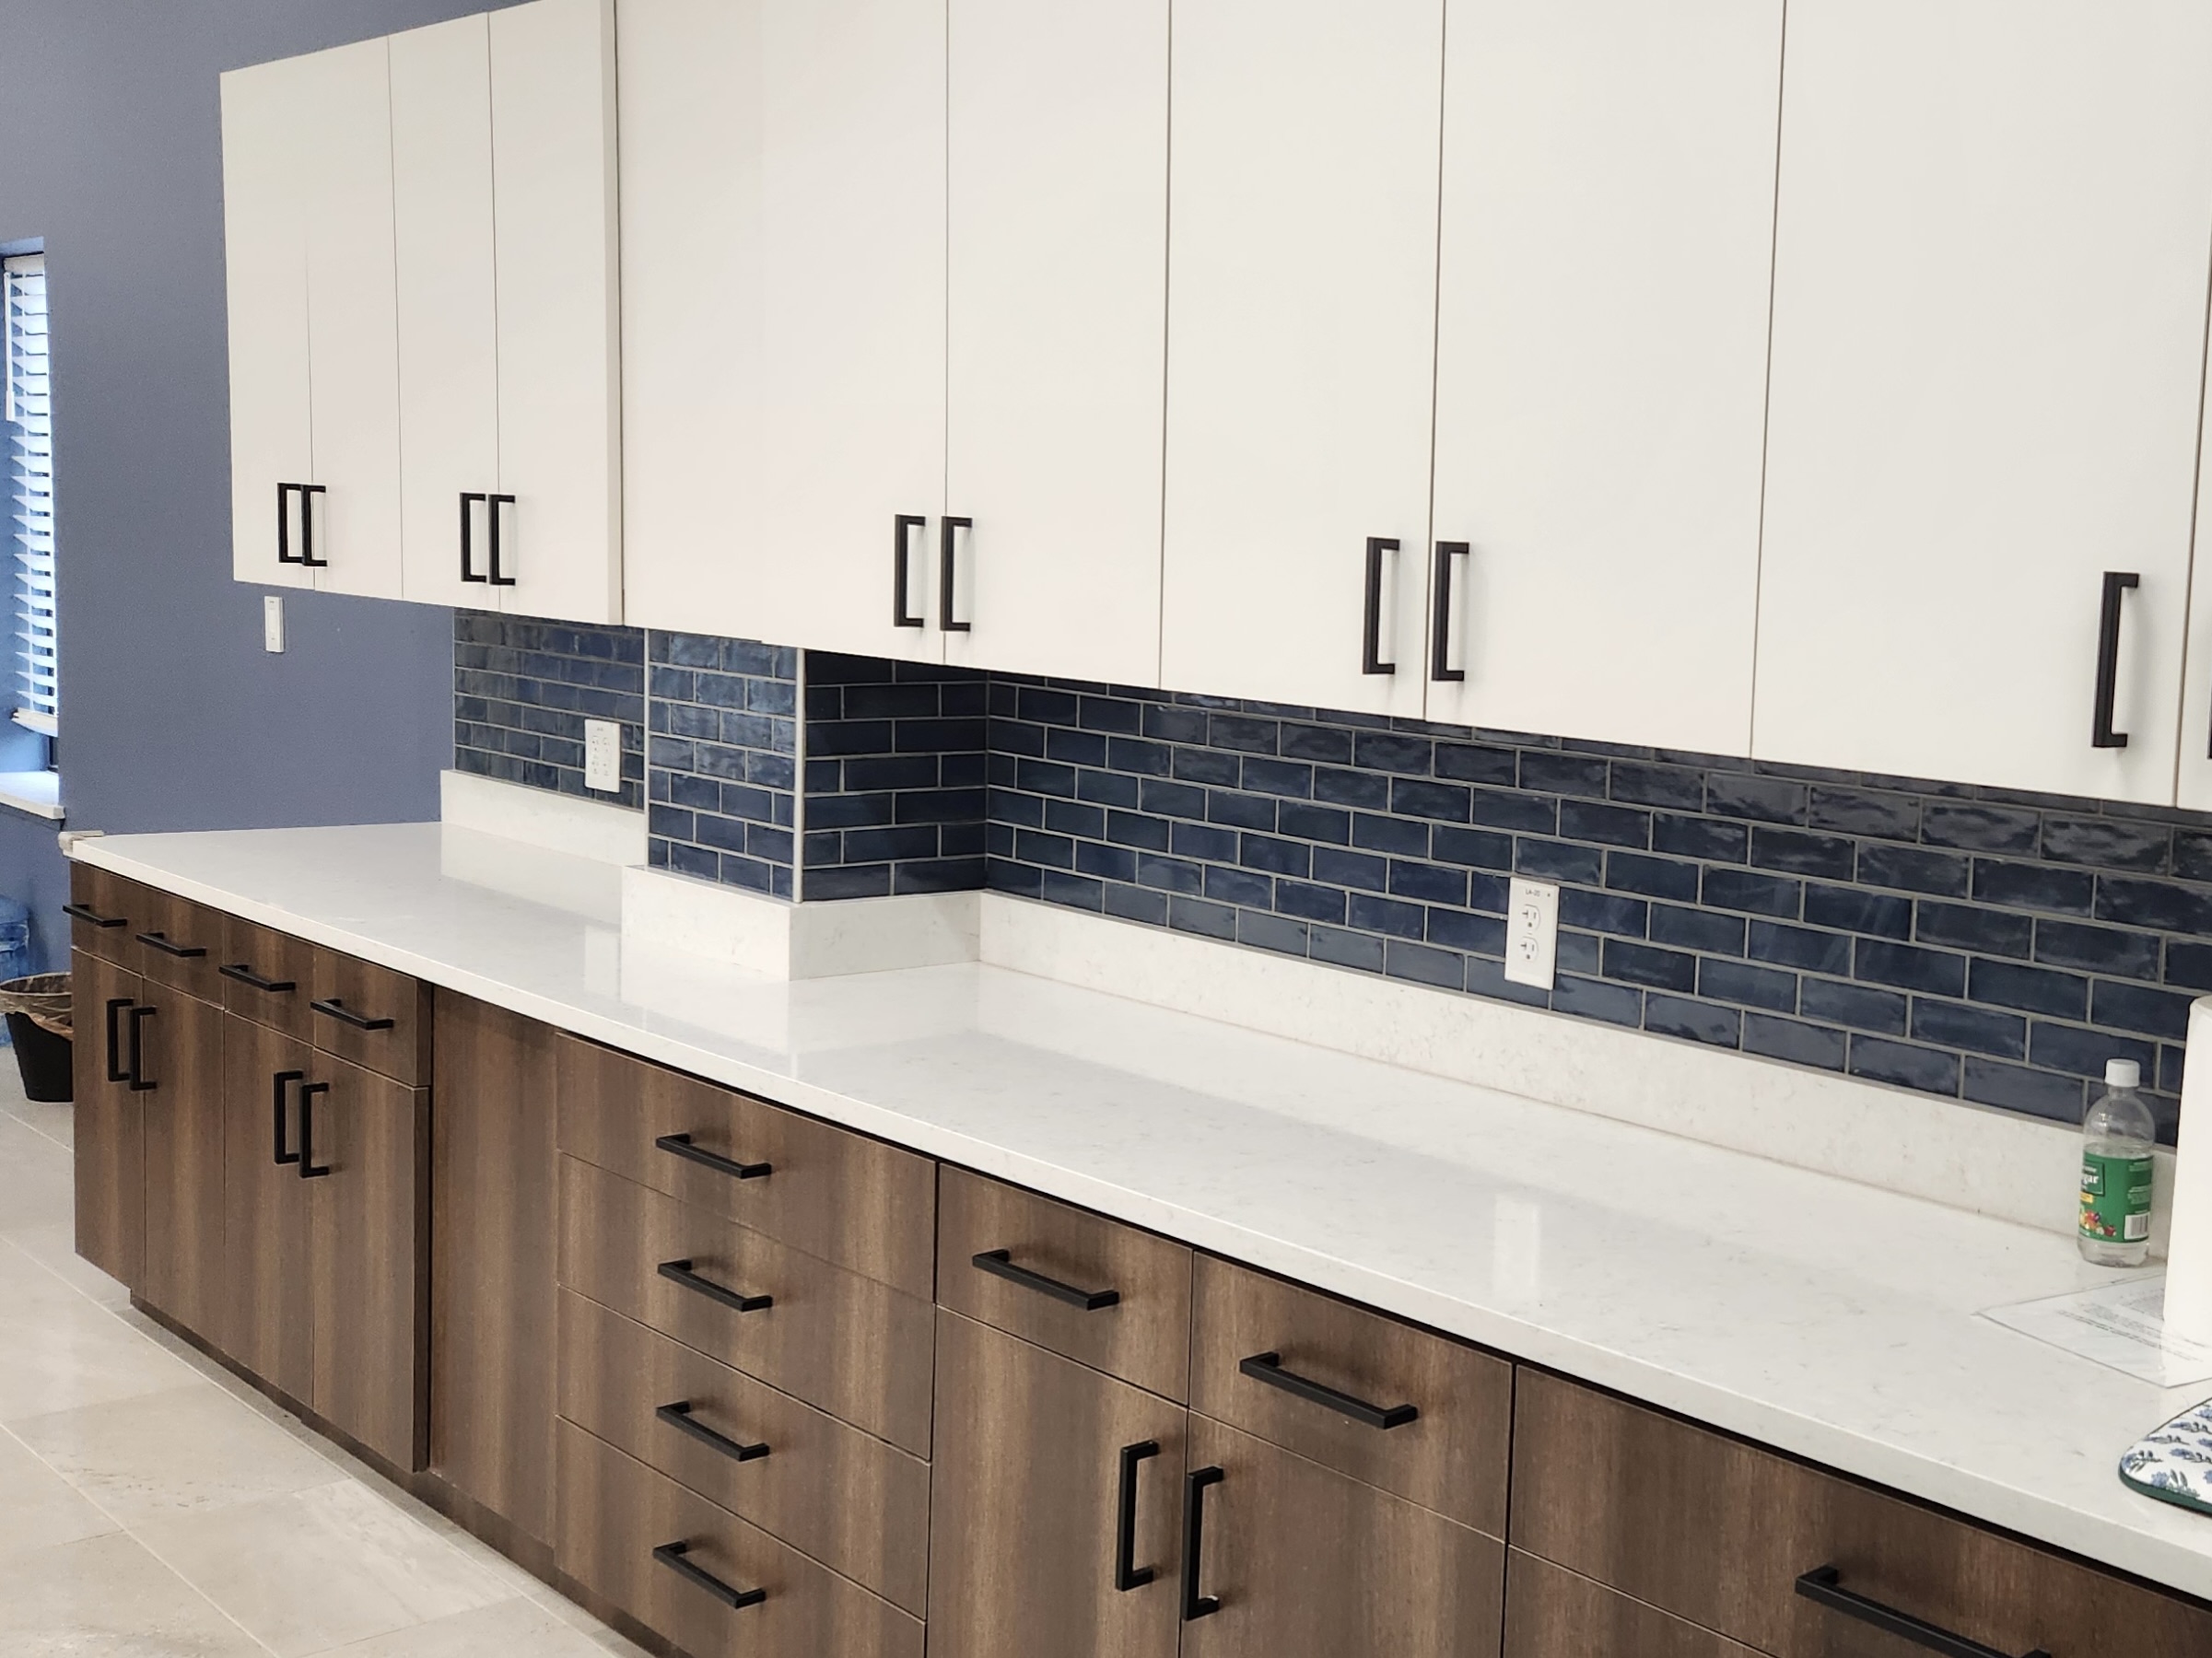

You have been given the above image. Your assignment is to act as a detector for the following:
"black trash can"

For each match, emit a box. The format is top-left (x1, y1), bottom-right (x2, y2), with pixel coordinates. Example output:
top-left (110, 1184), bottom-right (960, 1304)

top-left (0, 973), bottom-right (71, 1103)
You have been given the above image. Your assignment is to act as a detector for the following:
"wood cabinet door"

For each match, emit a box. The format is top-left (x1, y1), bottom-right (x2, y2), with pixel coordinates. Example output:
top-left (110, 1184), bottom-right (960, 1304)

top-left (1754, 0), bottom-right (2212, 801)
top-left (1426, 0), bottom-right (1781, 752)
top-left (927, 1312), bottom-right (1187, 1658)
top-left (309, 1053), bottom-right (428, 1471)
top-left (1158, 0), bottom-right (1443, 718)
top-left (71, 950), bottom-right (145, 1290)
top-left (222, 1016), bottom-right (313, 1403)
top-left (1181, 1415), bottom-right (1505, 1658)
top-left (431, 993), bottom-right (558, 1543)
top-left (1504, 1551), bottom-right (1760, 1658)
top-left (137, 985), bottom-right (228, 1341)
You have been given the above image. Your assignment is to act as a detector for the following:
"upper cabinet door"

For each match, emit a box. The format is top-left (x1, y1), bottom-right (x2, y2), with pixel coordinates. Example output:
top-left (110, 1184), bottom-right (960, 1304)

top-left (489, 0), bottom-right (622, 624)
top-left (942, 0), bottom-right (1169, 685)
top-left (1426, 0), bottom-right (1782, 753)
top-left (391, 15), bottom-right (500, 613)
top-left (220, 57), bottom-right (314, 591)
top-left (1159, 0), bottom-right (1444, 717)
top-left (620, 0), bottom-right (945, 660)
top-left (1754, 0), bottom-right (2212, 802)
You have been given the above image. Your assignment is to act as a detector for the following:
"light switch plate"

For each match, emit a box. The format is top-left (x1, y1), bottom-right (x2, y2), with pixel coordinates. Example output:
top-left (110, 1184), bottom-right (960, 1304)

top-left (263, 594), bottom-right (285, 654)
top-left (1504, 877), bottom-right (1559, 989)
top-left (584, 719), bottom-right (623, 793)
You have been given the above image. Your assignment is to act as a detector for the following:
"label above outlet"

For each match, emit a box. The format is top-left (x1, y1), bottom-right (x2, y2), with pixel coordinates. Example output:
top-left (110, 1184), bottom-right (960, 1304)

top-left (584, 719), bottom-right (622, 793)
top-left (1504, 877), bottom-right (1560, 990)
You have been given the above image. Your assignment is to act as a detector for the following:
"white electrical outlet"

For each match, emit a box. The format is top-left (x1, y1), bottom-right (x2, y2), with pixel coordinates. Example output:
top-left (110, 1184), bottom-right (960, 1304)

top-left (263, 594), bottom-right (285, 654)
top-left (584, 719), bottom-right (623, 793)
top-left (1504, 877), bottom-right (1559, 989)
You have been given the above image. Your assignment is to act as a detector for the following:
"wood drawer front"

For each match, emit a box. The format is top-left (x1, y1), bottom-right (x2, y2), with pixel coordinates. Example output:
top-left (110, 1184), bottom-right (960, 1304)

top-left (1512, 1371), bottom-right (2212, 1658)
top-left (67, 864), bottom-right (149, 969)
top-left (558, 1290), bottom-right (930, 1617)
top-left (309, 947), bottom-right (429, 1085)
top-left (556, 1157), bottom-right (934, 1455)
top-left (132, 888), bottom-right (225, 1000)
top-left (1190, 1255), bottom-right (1511, 1536)
top-left (219, 915), bottom-right (315, 1039)
top-left (556, 1034), bottom-right (934, 1298)
top-left (1505, 1551), bottom-right (1759, 1658)
top-left (937, 1167), bottom-right (1192, 1400)
top-left (555, 1419), bottom-right (924, 1658)
top-left (1182, 1414), bottom-right (1505, 1658)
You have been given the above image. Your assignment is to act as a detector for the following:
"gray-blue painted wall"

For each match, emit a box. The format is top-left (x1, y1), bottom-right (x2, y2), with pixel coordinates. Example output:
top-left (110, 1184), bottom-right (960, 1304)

top-left (0, 0), bottom-right (527, 967)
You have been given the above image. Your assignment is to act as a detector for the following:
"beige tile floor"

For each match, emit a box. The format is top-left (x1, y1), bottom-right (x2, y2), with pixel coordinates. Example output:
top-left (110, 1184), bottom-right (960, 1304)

top-left (0, 1057), bottom-right (650, 1656)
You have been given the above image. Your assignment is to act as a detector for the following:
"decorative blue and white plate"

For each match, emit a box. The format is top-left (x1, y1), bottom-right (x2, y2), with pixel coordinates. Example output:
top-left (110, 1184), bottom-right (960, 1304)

top-left (2120, 1398), bottom-right (2212, 1515)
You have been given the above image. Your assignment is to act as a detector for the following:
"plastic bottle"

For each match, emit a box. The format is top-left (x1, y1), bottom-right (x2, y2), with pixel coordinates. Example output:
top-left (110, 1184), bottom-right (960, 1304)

top-left (2079, 1058), bottom-right (2158, 1267)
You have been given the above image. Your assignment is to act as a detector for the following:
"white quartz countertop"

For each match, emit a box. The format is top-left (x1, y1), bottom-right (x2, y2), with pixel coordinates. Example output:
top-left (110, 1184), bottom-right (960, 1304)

top-left (74, 823), bottom-right (2212, 1602)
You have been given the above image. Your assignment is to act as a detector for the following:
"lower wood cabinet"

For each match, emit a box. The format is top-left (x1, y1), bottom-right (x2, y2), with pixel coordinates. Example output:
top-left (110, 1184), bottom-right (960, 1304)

top-left (927, 1309), bottom-right (1189, 1658)
top-left (1504, 1551), bottom-right (1758, 1658)
top-left (223, 1016), bottom-right (314, 1401)
top-left (72, 948), bottom-right (146, 1290)
top-left (137, 980), bottom-right (228, 1341)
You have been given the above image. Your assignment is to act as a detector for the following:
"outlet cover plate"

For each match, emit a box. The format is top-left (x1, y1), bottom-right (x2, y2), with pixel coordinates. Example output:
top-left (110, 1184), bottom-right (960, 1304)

top-left (584, 719), bottom-right (623, 794)
top-left (1504, 877), bottom-right (1559, 989)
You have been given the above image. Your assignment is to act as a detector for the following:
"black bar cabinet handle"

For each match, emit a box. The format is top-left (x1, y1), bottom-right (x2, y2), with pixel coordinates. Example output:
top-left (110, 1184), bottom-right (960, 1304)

top-left (656, 1133), bottom-right (771, 1182)
top-left (459, 492), bottom-right (488, 583)
top-left (135, 930), bottom-right (206, 960)
top-left (298, 484), bottom-right (328, 567)
top-left (1795, 1567), bottom-right (2050, 1658)
top-left (298, 1080), bottom-right (331, 1179)
top-left (311, 997), bottom-right (393, 1032)
top-left (126, 1005), bottom-right (156, 1092)
top-left (1115, 1440), bottom-right (1159, 1592)
top-left (658, 1258), bottom-right (772, 1314)
top-left (64, 902), bottom-right (126, 929)
top-left (487, 492), bottom-right (517, 586)
top-left (272, 1070), bottom-right (303, 1166)
top-left (277, 482), bottom-right (301, 565)
top-left (972, 1249), bottom-right (1120, 1311)
top-left (657, 1401), bottom-right (770, 1465)
top-left (940, 515), bottom-right (973, 632)
top-left (1238, 1351), bottom-right (1419, 1430)
top-left (1182, 1466), bottom-right (1223, 1621)
top-left (1432, 541), bottom-right (1469, 683)
top-left (2092, 570), bottom-right (2138, 749)
top-left (1363, 536), bottom-right (1398, 675)
top-left (893, 514), bottom-right (928, 627)
top-left (220, 963), bottom-right (296, 995)
top-left (653, 1541), bottom-right (766, 1611)
top-left (104, 997), bottom-right (132, 1083)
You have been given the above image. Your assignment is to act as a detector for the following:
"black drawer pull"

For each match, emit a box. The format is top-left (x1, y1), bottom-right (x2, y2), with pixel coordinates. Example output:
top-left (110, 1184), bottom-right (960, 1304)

top-left (892, 513), bottom-right (927, 627)
top-left (135, 930), bottom-right (206, 960)
top-left (656, 1133), bottom-right (771, 1182)
top-left (64, 902), bottom-right (126, 929)
top-left (1239, 1351), bottom-right (1418, 1430)
top-left (972, 1249), bottom-right (1119, 1311)
top-left (1431, 540), bottom-right (1469, 683)
top-left (126, 1005), bottom-right (157, 1092)
top-left (298, 1080), bottom-right (332, 1178)
top-left (1115, 1440), bottom-right (1159, 1592)
top-left (1362, 536), bottom-right (1398, 675)
top-left (940, 515), bottom-right (973, 632)
top-left (297, 482), bottom-right (328, 566)
top-left (311, 997), bottom-right (393, 1032)
top-left (1795, 1567), bottom-right (2050, 1658)
top-left (2092, 569), bottom-right (2139, 750)
top-left (1182, 1466), bottom-right (1223, 1621)
top-left (653, 1541), bottom-right (766, 1612)
top-left (658, 1259), bottom-right (772, 1314)
top-left (273, 1070), bottom-right (303, 1167)
top-left (657, 1401), bottom-right (769, 1465)
top-left (103, 998), bottom-right (133, 1084)
top-left (221, 963), bottom-right (297, 995)
top-left (459, 491), bottom-right (489, 584)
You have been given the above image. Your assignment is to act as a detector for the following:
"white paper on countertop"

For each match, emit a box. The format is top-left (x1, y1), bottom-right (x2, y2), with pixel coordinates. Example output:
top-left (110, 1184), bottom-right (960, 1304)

top-left (2164, 996), bottom-right (2212, 1347)
top-left (1982, 1275), bottom-right (2212, 1387)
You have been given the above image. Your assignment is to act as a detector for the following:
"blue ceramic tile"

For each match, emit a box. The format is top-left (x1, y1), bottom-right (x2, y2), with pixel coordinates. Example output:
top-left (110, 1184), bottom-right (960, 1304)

top-left (986, 858), bottom-right (1046, 897)
top-left (1472, 788), bottom-right (1558, 835)
top-left (1276, 881), bottom-right (1349, 925)
top-left (1848, 1037), bottom-right (1960, 1096)
top-left (1518, 752), bottom-right (1610, 800)
top-left (1017, 685), bottom-right (1081, 725)
top-left (2029, 1022), bottom-right (2156, 1082)
top-left (1517, 839), bottom-right (1604, 885)
top-left (1559, 800), bottom-right (1651, 849)
top-left (1040, 868), bottom-right (1106, 910)
top-left (1743, 1013), bottom-right (1848, 1071)
top-left (1348, 893), bottom-right (1426, 941)
top-left (1136, 853), bottom-right (1204, 895)
top-left (1392, 778), bottom-right (1473, 823)
top-left (1240, 834), bottom-right (1312, 877)
top-left (1704, 771), bottom-right (1807, 825)
top-left (1800, 977), bottom-right (1909, 1035)
top-left (989, 718), bottom-right (1047, 759)
top-left (1971, 858), bottom-right (2095, 917)
top-left (1651, 905), bottom-right (1747, 956)
top-left (1604, 852), bottom-right (1700, 904)
top-left (1208, 789), bottom-right (1277, 832)
top-left (1750, 828), bottom-right (1856, 881)
top-left (1239, 909), bottom-right (1311, 958)
top-left (1281, 723), bottom-right (1354, 765)
top-left (1654, 814), bottom-right (1749, 863)
top-left (2174, 828), bottom-right (2212, 882)
top-left (1647, 996), bottom-right (1742, 1048)
top-left (1386, 940), bottom-right (1466, 990)
top-left (2166, 940), bottom-right (2212, 991)
top-left (1242, 757), bottom-right (1316, 800)
top-left (1923, 801), bottom-right (2041, 853)
top-left (1277, 802), bottom-right (1352, 845)
top-left (1314, 766), bottom-right (1392, 811)
top-left (1743, 920), bottom-right (1850, 976)
top-left (1168, 896), bottom-right (1239, 941)
top-left (1609, 762), bottom-right (1704, 811)
top-left (1913, 901), bottom-right (2032, 958)
top-left (1314, 847), bottom-right (1389, 893)
top-left (1389, 860), bottom-right (1468, 905)
top-left (1104, 882), bottom-right (1171, 927)
top-left (807, 864), bottom-right (893, 900)
top-left (2097, 875), bottom-right (2212, 934)
top-left (2090, 980), bottom-right (2196, 1041)
top-left (1170, 822), bottom-right (1238, 864)
top-left (1429, 907), bottom-right (1506, 956)
top-left (1431, 826), bottom-right (1515, 870)
top-left (1204, 866), bottom-right (1274, 909)
top-left (2031, 918), bottom-right (2160, 981)
top-left (1211, 714), bottom-right (1281, 755)
top-left (1352, 732), bottom-right (1434, 775)
top-left (1701, 868), bottom-right (1802, 918)
top-left (1434, 742), bottom-right (1518, 786)
top-left (1559, 888), bottom-right (1649, 938)
top-left (1466, 955), bottom-right (1553, 1009)
top-left (1553, 975), bottom-right (1644, 1028)
top-left (2040, 815), bottom-right (2169, 872)
top-left (1077, 842), bottom-right (1139, 884)
top-left (1803, 882), bottom-right (1911, 940)
top-left (1106, 811), bottom-right (1171, 852)
top-left (1854, 939), bottom-right (1966, 998)
top-left (1960, 1058), bottom-right (2085, 1125)
top-left (1139, 778), bottom-right (1208, 820)
top-left (1078, 695), bottom-right (1144, 735)
top-left (1310, 925), bottom-right (1387, 974)
top-left (1602, 940), bottom-right (1697, 993)
top-left (1806, 787), bottom-right (1919, 841)
top-left (1078, 769), bottom-right (1141, 810)
top-left (1698, 958), bottom-right (1798, 1013)
top-left (1909, 999), bottom-right (2026, 1060)
top-left (1050, 729), bottom-right (1114, 770)
top-left (1553, 930), bottom-right (1602, 976)
top-left (1141, 703), bottom-right (1209, 744)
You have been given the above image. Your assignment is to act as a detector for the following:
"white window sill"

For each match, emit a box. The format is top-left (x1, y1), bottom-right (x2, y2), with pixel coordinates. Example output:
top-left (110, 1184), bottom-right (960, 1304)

top-left (0, 770), bottom-right (63, 820)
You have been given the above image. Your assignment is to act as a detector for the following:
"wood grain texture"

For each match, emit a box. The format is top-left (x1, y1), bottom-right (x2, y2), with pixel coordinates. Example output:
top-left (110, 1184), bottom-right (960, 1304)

top-left (133, 889), bottom-right (226, 1002)
top-left (1511, 1369), bottom-right (2212, 1657)
top-left (555, 1419), bottom-right (925, 1658)
top-left (220, 913), bottom-right (316, 1039)
top-left (557, 1156), bottom-right (935, 1455)
top-left (71, 949), bottom-right (144, 1289)
top-left (431, 991), bottom-right (559, 1545)
top-left (558, 1289), bottom-right (931, 1616)
top-left (937, 1166), bottom-right (1191, 1401)
top-left (1504, 1551), bottom-right (1759, 1658)
top-left (1181, 1413), bottom-right (1505, 1658)
top-left (137, 983), bottom-right (228, 1342)
top-left (555, 1033), bottom-right (935, 1298)
top-left (221, 1015), bottom-right (314, 1400)
top-left (310, 1051), bottom-right (428, 1471)
top-left (68, 865), bottom-right (150, 971)
top-left (1189, 1254), bottom-right (1511, 1535)
top-left (928, 1310), bottom-right (1186, 1658)
top-left (309, 946), bottom-right (432, 1085)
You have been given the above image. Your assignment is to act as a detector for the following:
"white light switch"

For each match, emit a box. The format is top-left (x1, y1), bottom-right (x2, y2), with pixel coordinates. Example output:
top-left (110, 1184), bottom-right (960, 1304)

top-left (263, 594), bottom-right (285, 654)
top-left (1504, 877), bottom-right (1559, 989)
top-left (584, 719), bottom-right (623, 793)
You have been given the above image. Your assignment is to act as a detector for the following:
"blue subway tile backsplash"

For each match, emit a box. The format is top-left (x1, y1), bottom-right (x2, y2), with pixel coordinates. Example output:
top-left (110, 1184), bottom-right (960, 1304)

top-left (645, 631), bottom-right (799, 899)
top-left (453, 613), bottom-right (645, 808)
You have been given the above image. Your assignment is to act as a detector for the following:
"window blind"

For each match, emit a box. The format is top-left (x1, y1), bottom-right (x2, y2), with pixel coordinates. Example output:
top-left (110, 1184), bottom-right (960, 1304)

top-left (5, 254), bottom-right (55, 736)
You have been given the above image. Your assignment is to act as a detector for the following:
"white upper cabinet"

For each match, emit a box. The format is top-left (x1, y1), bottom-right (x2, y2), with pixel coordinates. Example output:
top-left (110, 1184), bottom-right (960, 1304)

top-left (1754, 0), bottom-right (2212, 803)
top-left (942, 0), bottom-right (1169, 685)
top-left (1426, 0), bottom-right (1782, 753)
top-left (1158, 0), bottom-right (1445, 718)
top-left (620, 0), bottom-right (946, 660)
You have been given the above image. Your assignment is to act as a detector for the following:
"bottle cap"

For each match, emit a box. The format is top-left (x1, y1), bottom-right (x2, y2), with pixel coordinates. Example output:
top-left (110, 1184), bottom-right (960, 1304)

top-left (2106, 1058), bottom-right (2141, 1089)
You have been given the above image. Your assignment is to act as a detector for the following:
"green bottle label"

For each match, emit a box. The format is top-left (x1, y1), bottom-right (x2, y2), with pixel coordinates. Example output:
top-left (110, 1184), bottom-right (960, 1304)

top-left (2080, 1151), bottom-right (2154, 1244)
